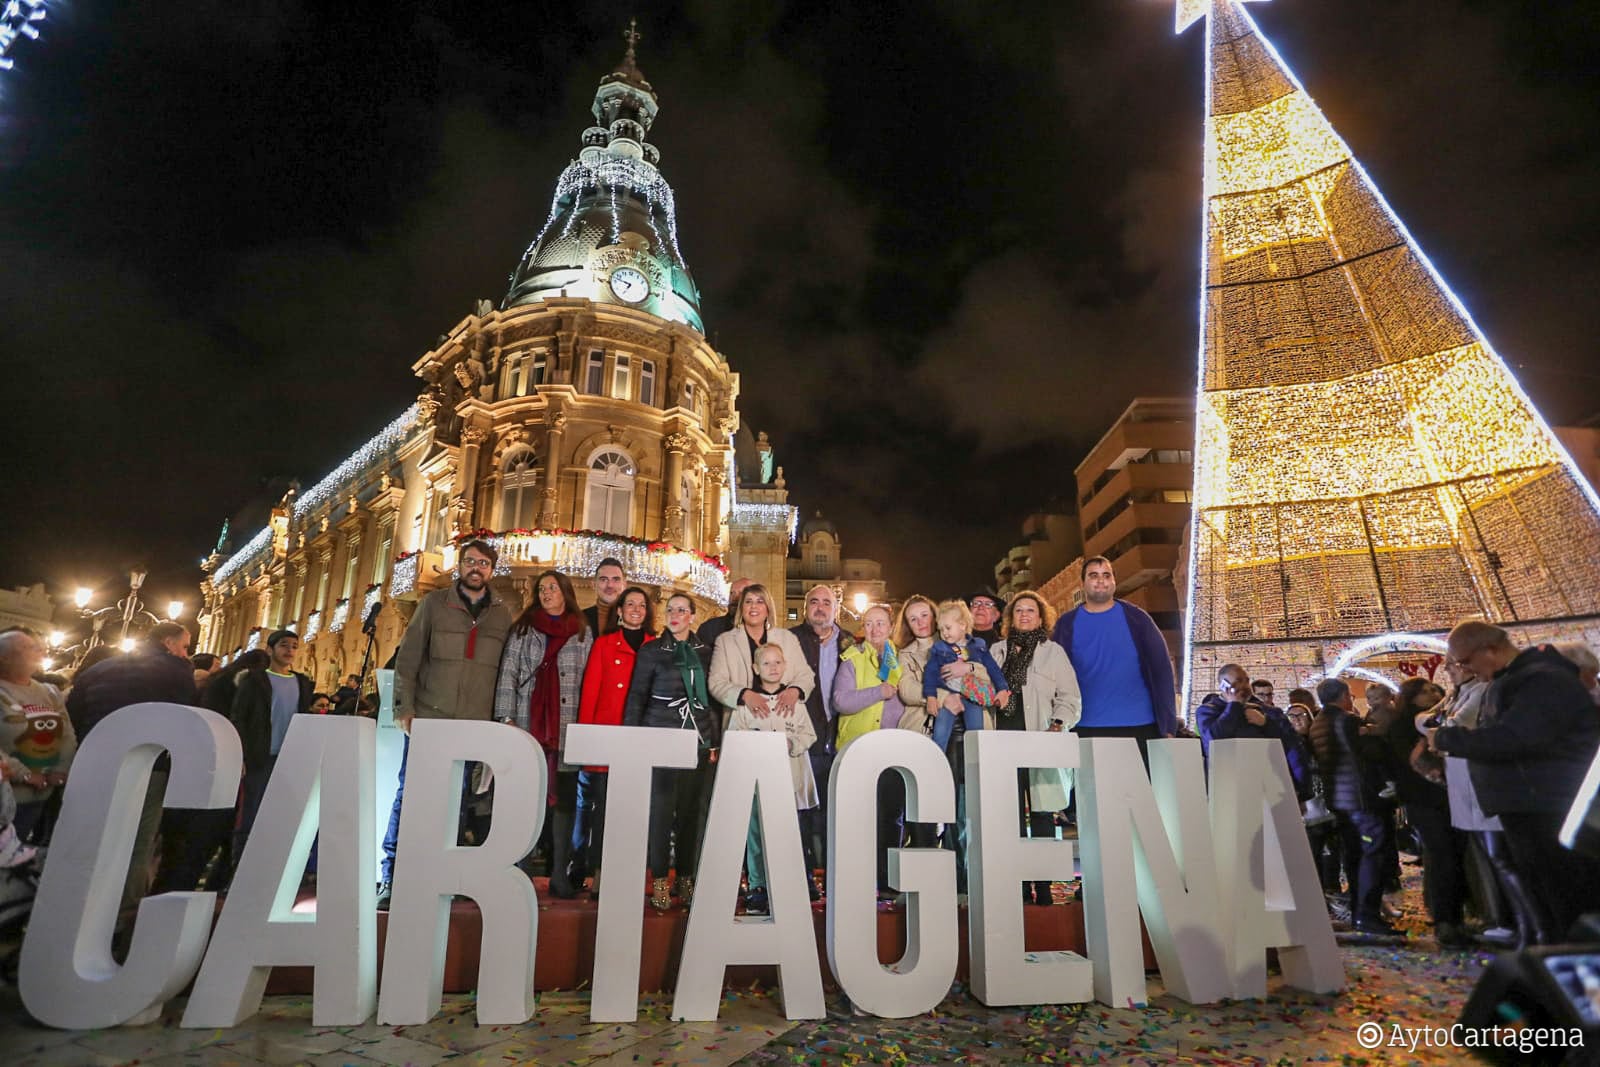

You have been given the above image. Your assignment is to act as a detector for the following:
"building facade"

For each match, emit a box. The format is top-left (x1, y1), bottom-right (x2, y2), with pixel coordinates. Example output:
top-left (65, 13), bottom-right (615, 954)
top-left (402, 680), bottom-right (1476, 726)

top-left (1032, 397), bottom-right (1192, 663)
top-left (783, 512), bottom-right (890, 628)
top-left (197, 38), bottom-right (795, 686)
top-left (990, 511), bottom-right (1080, 602)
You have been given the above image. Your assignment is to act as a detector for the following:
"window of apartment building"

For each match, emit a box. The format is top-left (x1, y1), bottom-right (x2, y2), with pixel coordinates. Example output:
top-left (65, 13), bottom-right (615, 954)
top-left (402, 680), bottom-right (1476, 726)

top-left (499, 447), bottom-right (539, 531)
top-left (342, 543), bottom-right (360, 600)
top-left (585, 350), bottom-right (605, 395)
top-left (583, 447), bottom-right (636, 535)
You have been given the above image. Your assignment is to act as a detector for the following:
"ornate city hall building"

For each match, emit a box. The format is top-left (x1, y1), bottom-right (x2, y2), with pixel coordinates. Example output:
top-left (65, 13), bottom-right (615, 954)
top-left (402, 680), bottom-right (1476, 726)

top-left (197, 34), bottom-right (797, 685)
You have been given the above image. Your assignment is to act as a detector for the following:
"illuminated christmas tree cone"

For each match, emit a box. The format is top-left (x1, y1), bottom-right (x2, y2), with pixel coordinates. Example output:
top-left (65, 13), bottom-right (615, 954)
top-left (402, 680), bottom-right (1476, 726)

top-left (1176, 0), bottom-right (1600, 701)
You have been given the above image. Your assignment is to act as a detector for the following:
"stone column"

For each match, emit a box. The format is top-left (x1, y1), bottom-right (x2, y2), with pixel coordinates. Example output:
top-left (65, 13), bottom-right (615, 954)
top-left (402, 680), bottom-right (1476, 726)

top-left (703, 462), bottom-right (727, 555)
top-left (540, 408), bottom-right (567, 528)
top-left (661, 431), bottom-right (690, 544)
top-left (457, 425), bottom-right (487, 533)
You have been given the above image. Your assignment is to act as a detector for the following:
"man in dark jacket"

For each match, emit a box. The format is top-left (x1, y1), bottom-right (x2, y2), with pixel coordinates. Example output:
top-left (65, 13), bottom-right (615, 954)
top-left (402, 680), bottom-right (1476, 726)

top-left (789, 583), bottom-right (854, 889)
top-left (229, 629), bottom-right (314, 866)
top-left (64, 622), bottom-right (197, 918)
top-left (696, 577), bottom-right (751, 649)
top-left (1195, 663), bottom-right (1312, 798)
top-left (1050, 557), bottom-right (1177, 759)
top-left (1430, 621), bottom-right (1600, 942)
top-left (966, 591), bottom-right (1005, 647)
top-left (1310, 677), bottom-right (1397, 936)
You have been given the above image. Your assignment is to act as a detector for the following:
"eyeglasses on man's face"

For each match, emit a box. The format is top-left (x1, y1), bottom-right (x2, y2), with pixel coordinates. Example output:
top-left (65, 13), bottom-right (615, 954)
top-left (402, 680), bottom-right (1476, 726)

top-left (461, 557), bottom-right (494, 570)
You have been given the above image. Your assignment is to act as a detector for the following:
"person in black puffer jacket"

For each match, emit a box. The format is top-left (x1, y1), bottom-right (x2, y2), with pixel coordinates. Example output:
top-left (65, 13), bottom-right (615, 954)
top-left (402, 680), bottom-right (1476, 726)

top-left (1430, 622), bottom-right (1600, 943)
top-left (1310, 676), bottom-right (1396, 935)
top-left (622, 593), bottom-right (719, 910)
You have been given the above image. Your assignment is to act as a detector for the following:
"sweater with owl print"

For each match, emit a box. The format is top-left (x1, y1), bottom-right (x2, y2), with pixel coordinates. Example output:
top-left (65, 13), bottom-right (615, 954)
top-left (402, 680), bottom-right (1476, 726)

top-left (0, 678), bottom-right (78, 804)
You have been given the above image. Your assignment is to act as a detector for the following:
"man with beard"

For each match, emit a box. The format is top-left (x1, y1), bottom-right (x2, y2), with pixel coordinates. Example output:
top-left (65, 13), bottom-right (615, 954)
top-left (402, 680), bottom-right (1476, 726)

top-left (1049, 556), bottom-right (1176, 762)
top-left (378, 538), bottom-right (514, 908)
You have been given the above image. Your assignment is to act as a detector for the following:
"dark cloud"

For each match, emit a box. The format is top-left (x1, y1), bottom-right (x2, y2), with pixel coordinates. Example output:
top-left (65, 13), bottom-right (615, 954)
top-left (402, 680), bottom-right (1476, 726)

top-left (2, 0), bottom-right (1598, 607)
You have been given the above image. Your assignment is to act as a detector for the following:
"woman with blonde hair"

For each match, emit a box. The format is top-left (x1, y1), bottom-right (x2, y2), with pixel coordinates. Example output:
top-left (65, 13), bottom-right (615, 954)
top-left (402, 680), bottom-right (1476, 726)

top-left (991, 591), bottom-right (1081, 905)
top-left (708, 582), bottom-right (815, 910)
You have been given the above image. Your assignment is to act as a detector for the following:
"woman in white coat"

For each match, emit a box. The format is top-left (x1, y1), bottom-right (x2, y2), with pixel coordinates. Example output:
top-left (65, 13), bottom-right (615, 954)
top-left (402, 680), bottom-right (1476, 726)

top-left (990, 591), bottom-right (1081, 906)
top-left (707, 582), bottom-right (815, 909)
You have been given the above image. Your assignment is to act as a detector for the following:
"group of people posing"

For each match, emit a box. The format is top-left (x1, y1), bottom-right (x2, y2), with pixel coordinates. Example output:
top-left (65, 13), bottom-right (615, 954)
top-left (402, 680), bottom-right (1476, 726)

top-left (1193, 622), bottom-right (1600, 949)
top-left (374, 543), bottom-right (1178, 913)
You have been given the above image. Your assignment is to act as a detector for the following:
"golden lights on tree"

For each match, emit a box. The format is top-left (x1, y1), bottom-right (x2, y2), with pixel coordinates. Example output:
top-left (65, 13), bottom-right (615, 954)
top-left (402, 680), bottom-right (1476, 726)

top-left (1175, 0), bottom-right (1600, 694)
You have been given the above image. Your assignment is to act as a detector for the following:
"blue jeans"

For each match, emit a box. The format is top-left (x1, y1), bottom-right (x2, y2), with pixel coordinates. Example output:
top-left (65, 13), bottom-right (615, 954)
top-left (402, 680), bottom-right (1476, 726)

top-left (1338, 808), bottom-right (1389, 924)
top-left (380, 736), bottom-right (408, 884)
top-left (931, 694), bottom-right (985, 752)
top-left (381, 734), bottom-right (476, 884)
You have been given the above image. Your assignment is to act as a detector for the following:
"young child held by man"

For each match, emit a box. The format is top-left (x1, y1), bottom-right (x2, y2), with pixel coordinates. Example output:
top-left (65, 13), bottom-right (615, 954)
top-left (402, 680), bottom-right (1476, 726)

top-left (923, 599), bottom-right (1010, 753)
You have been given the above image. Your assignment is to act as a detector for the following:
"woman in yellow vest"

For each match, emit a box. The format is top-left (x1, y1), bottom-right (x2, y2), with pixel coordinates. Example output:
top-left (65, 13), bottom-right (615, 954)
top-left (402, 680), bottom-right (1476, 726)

top-left (832, 604), bottom-right (908, 900)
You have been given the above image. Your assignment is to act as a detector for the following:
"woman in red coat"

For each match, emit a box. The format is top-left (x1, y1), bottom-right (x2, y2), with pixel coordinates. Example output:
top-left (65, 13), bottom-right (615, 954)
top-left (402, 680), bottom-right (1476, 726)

top-left (572, 585), bottom-right (654, 893)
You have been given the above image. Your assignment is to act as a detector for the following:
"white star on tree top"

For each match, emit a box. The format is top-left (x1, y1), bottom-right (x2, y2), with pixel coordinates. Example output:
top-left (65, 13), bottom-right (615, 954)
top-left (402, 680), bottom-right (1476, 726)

top-left (1175, 0), bottom-right (1272, 34)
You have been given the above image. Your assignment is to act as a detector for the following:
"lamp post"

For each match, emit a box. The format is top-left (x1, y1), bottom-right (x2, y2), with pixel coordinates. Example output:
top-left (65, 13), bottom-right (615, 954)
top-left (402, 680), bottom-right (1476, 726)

top-left (67, 570), bottom-right (185, 667)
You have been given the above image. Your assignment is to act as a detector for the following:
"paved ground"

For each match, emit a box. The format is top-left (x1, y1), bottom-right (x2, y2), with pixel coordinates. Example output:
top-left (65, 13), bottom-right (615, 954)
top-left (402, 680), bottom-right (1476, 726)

top-left (3, 892), bottom-right (1500, 1067)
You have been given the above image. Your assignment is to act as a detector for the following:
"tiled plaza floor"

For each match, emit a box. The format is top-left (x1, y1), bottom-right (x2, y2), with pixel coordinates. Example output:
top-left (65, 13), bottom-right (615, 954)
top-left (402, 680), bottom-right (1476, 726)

top-left (1, 938), bottom-right (1497, 1065)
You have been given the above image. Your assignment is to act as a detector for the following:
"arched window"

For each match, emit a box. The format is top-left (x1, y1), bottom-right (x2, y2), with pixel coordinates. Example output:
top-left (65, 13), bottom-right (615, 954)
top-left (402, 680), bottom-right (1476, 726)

top-left (499, 447), bottom-right (539, 531)
top-left (583, 447), bottom-right (636, 535)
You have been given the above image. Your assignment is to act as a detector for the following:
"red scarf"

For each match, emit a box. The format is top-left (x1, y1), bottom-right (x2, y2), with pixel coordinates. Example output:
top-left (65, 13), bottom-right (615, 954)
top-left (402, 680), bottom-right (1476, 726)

top-left (527, 610), bottom-right (583, 802)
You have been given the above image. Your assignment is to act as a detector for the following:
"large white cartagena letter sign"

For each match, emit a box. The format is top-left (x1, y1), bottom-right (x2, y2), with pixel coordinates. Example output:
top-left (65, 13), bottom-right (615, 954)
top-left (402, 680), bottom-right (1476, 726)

top-left (965, 730), bottom-right (1091, 1006)
top-left (563, 722), bottom-right (698, 1022)
top-left (673, 730), bottom-right (825, 1021)
top-left (184, 715), bottom-right (377, 1027)
top-left (379, 719), bottom-right (548, 1025)
top-left (826, 730), bottom-right (956, 1018)
top-left (1075, 737), bottom-right (1228, 1007)
top-left (1209, 738), bottom-right (1343, 998)
top-left (21, 703), bottom-right (242, 1029)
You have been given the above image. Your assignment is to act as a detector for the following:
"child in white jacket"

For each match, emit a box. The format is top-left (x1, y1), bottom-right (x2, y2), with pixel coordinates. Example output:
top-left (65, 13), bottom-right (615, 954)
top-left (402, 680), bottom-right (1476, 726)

top-left (726, 644), bottom-right (819, 910)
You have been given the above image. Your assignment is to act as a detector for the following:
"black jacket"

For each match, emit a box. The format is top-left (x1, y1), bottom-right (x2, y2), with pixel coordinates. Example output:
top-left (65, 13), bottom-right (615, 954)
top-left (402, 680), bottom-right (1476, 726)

top-left (1377, 704), bottom-right (1448, 810)
top-left (66, 649), bottom-right (198, 741)
top-left (621, 633), bottom-right (720, 750)
top-left (1309, 704), bottom-right (1386, 813)
top-left (230, 668), bottom-right (315, 773)
top-left (789, 623), bottom-right (855, 757)
top-left (1435, 645), bottom-right (1600, 816)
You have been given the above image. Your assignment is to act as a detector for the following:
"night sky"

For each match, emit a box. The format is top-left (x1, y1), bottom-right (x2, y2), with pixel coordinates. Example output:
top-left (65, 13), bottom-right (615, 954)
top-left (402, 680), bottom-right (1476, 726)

top-left (4, 0), bottom-right (1599, 613)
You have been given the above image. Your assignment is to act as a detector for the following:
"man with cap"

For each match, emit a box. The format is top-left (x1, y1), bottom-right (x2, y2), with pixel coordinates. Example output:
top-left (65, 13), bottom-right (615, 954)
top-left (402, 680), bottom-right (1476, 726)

top-left (966, 591), bottom-right (1005, 647)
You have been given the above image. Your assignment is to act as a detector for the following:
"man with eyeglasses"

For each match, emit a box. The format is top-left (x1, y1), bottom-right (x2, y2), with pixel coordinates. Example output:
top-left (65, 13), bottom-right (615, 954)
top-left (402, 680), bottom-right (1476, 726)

top-left (378, 538), bottom-right (514, 908)
top-left (1427, 620), bottom-right (1600, 943)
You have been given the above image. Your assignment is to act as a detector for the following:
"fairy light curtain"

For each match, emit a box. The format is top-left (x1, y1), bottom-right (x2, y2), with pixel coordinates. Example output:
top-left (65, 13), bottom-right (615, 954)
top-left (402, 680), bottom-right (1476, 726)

top-left (1176, 0), bottom-right (1600, 693)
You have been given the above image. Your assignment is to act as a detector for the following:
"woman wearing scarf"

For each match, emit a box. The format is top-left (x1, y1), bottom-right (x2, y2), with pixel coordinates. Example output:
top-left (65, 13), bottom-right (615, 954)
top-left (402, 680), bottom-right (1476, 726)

top-left (622, 592), bottom-right (720, 910)
top-left (494, 569), bottom-right (593, 898)
top-left (990, 592), bottom-right (1081, 906)
top-left (572, 585), bottom-right (655, 896)
top-left (834, 604), bottom-right (911, 900)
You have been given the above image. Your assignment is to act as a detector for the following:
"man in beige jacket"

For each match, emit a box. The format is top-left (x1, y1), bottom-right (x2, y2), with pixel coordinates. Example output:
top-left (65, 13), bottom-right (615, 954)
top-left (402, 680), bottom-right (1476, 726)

top-left (378, 538), bottom-right (515, 907)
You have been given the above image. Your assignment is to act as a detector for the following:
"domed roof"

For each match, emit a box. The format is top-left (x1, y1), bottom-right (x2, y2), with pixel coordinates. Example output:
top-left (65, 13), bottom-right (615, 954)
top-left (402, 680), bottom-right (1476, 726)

top-left (801, 510), bottom-right (836, 539)
top-left (503, 24), bottom-right (705, 333)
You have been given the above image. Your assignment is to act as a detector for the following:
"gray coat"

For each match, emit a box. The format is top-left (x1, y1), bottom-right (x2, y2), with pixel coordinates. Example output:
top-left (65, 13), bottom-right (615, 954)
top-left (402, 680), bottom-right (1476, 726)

top-left (493, 624), bottom-right (593, 768)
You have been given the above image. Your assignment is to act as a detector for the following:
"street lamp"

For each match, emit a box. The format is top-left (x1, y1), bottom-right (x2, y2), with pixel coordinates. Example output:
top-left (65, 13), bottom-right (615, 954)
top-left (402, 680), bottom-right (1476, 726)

top-left (852, 591), bottom-right (870, 615)
top-left (73, 587), bottom-right (91, 609)
top-left (119, 637), bottom-right (136, 653)
top-left (167, 600), bottom-right (185, 620)
top-left (47, 629), bottom-right (64, 647)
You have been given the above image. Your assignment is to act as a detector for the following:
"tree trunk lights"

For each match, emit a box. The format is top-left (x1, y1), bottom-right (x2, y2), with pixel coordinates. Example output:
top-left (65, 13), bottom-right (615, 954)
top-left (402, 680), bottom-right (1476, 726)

top-left (20, 708), bottom-right (1341, 1030)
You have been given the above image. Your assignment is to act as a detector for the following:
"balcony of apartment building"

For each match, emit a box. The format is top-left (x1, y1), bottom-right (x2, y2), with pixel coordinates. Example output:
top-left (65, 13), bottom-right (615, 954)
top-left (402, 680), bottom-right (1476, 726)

top-left (1079, 463), bottom-right (1194, 542)
top-left (1089, 508), bottom-right (1185, 594)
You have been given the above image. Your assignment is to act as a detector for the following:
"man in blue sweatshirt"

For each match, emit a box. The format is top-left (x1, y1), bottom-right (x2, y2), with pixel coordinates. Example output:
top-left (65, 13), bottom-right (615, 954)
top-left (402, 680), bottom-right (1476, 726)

top-left (1050, 556), bottom-right (1176, 762)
